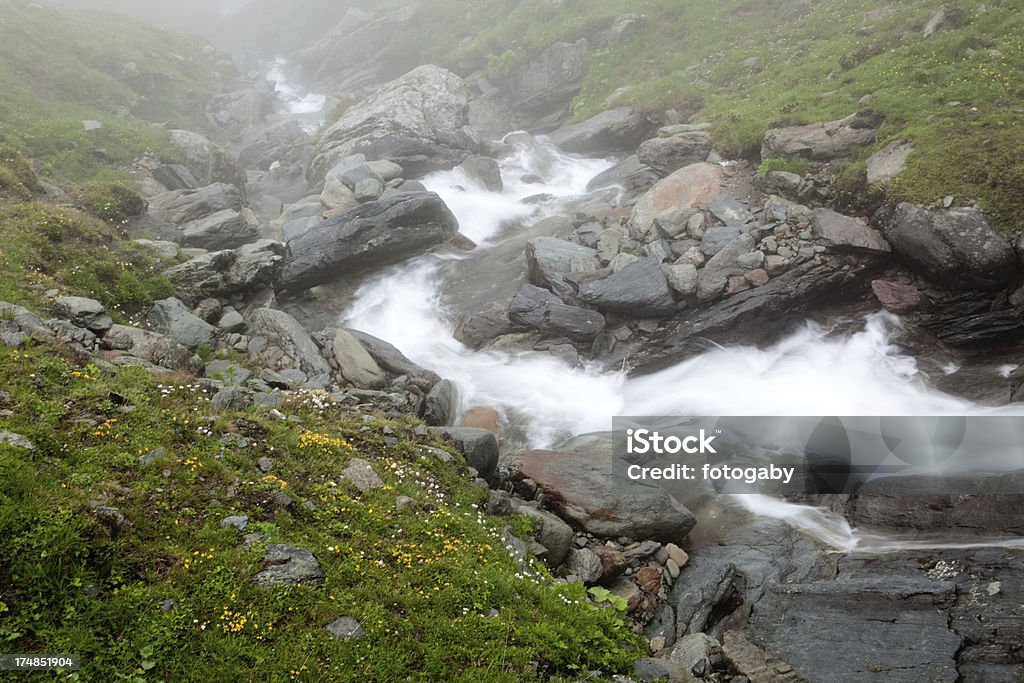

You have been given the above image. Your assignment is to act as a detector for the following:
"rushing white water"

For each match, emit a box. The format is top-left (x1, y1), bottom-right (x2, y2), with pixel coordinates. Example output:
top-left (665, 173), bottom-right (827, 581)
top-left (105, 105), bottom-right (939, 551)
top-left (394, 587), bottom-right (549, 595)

top-left (267, 58), bottom-right (326, 129)
top-left (340, 133), bottom-right (1024, 552)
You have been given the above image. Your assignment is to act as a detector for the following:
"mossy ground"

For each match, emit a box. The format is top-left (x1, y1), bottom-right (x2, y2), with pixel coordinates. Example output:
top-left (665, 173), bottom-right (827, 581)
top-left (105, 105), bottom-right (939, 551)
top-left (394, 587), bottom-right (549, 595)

top-left (0, 344), bottom-right (643, 682)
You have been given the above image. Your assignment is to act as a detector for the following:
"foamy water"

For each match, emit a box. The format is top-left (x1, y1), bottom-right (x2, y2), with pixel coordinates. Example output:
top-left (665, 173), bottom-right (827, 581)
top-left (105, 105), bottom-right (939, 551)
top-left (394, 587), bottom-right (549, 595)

top-left (268, 58), bottom-right (326, 129)
top-left (340, 133), bottom-right (1024, 551)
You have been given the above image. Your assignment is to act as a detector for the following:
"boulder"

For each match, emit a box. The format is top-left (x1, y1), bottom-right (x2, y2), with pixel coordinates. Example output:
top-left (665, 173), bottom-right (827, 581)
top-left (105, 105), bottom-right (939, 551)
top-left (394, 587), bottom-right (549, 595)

top-left (238, 119), bottom-right (312, 170)
top-left (866, 140), bottom-right (913, 185)
top-left (508, 284), bottom-right (606, 342)
top-left (247, 308), bottom-right (331, 378)
top-left (578, 257), bottom-right (677, 317)
top-left (102, 324), bottom-right (204, 374)
top-left (53, 296), bottom-right (112, 334)
top-left (547, 107), bottom-right (653, 155)
top-left (162, 240), bottom-right (285, 305)
top-left (331, 329), bottom-right (386, 388)
top-left (761, 113), bottom-right (878, 161)
top-left (585, 155), bottom-right (661, 202)
top-left (664, 263), bottom-right (699, 297)
top-left (252, 544), bottom-right (325, 588)
top-left (151, 164), bottom-right (198, 191)
top-left (168, 130), bottom-right (243, 187)
top-left (871, 280), bottom-right (923, 314)
top-left (309, 65), bottom-right (477, 181)
top-left (498, 39), bottom-right (589, 115)
top-left (146, 298), bottom-right (218, 350)
top-left (147, 183), bottom-right (242, 226)
top-left (457, 156), bottom-right (502, 192)
top-left (525, 236), bottom-right (600, 297)
top-left (700, 226), bottom-right (745, 257)
top-left (637, 124), bottom-right (712, 175)
top-left (348, 329), bottom-right (441, 385)
top-left (883, 203), bottom-right (1016, 289)
top-left (430, 427), bottom-right (498, 479)
top-left (565, 547), bottom-right (604, 582)
top-left (180, 209), bottom-right (258, 251)
top-left (812, 208), bottom-right (890, 253)
top-left (708, 194), bottom-right (754, 227)
top-left (281, 192), bottom-right (459, 292)
top-left (422, 379), bottom-right (458, 426)
top-left (512, 505), bottom-right (574, 567)
top-left (520, 449), bottom-right (696, 542)
top-left (630, 163), bottom-right (724, 239)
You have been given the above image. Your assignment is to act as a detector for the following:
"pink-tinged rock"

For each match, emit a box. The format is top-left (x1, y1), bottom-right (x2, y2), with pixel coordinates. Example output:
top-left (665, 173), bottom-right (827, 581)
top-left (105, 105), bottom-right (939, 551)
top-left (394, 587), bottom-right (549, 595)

top-left (629, 162), bottom-right (724, 239)
top-left (871, 280), bottom-right (923, 314)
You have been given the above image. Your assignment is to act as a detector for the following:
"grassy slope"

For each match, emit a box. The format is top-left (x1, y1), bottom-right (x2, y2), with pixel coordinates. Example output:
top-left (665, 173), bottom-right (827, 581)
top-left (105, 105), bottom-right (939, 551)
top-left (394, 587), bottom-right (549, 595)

top-left (0, 0), bottom-right (234, 183)
top-left (385, 0), bottom-right (1024, 230)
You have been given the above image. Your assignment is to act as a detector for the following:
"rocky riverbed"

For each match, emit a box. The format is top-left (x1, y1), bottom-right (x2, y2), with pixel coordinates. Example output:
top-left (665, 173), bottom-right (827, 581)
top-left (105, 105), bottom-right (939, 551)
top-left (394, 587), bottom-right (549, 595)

top-left (6, 44), bottom-right (1023, 682)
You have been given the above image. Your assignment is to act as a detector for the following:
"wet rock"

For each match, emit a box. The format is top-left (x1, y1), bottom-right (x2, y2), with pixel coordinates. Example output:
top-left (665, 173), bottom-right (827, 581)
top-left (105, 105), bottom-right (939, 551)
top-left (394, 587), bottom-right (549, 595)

top-left (252, 544), bottom-right (325, 588)
top-left (281, 192), bottom-right (459, 292)
top-left (525, 236), bottom-right (600, 298)
top-left (457, 155), bottom-right (503, 192)
top-left (548, 107), bottom-right (653, 155)
top-left (509, 284), bottom-right (606, 342)
top-left (459, 407), bottom-right (500, 437)
top-left (579, 257), bottom-right (676, 317)
top-left (871, 280), bottom-right (924, 314)
top-left (585, 155), bottom-right (660, 201)
top-left (348, 330), bottom-right (441, 385)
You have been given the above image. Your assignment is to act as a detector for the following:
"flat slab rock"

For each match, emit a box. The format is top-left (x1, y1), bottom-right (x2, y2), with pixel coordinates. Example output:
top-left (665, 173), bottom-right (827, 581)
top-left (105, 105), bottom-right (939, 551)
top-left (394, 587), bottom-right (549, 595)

top-left (252, 544), bottom-right (325, 588)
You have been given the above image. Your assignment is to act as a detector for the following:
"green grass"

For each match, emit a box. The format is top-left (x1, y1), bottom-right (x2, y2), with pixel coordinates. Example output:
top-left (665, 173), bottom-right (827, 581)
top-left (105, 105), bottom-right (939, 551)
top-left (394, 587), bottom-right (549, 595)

top-left (0, 344), bottom-right (643, 681)
top-left (0, 0), bottom-right (233, 183)
top-left (0, 201), bottom-right (175, 319)
top-left (374, 0), bottom-right (1024, 230)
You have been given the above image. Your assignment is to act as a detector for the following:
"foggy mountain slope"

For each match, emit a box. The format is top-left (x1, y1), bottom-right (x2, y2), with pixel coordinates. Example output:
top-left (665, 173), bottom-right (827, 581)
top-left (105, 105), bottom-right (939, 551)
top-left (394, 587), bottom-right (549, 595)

top-left (290, 0), bottom-right (1024, 231)
top-left (0, 0), bottom-right (236, 181)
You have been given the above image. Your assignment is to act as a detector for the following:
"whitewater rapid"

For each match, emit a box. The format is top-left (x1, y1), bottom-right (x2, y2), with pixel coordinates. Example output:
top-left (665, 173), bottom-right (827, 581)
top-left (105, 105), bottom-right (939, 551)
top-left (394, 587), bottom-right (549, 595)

top-left (336, 133), bottom-right (1023, 553)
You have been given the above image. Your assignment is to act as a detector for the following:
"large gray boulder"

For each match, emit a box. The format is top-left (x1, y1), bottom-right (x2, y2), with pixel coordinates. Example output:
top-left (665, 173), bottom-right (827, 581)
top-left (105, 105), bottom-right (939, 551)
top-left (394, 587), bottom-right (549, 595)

top-left (180, 209), bottom-right (258, 251)
top-left (508, 284), bottom-right (606, 342)
top-left (146, 298), bottom-right (218, 350)
top-left (238, 119), bottom-right (312, 171)
top-left (430, 426), bottom-right (498, 479)
top-left (520, 449), bottom-right (696, 542)
top-left (637, 124), bottom-right (713, 175)
top-left (331, 329), bottom-right (386, 388)
top-left (53, 296), bottom-right (112, 334)
top-left (578, 257), bottom-right (677, 317)
top-left (629, 163), bottom-right (724, 239)
top-left (813, 208), bottom-right (890, 253)
top-left (347, 329), bottom-right (441, 385)
top-left (168, 130), bottom-right (244, 187)
top-left (162, 240), bottom-right (285, 305)
top-left (513, 504), bottom-right (574, 567)
top-left (525, 236), bottom-right (600, 298)
top-left (547, 107), bottom-right (654, 154)
top-left (147, 183), bottom-right (242, 226)
top-left (761, 113), bottom-right (879, 161)
top-left (281, 192), bottom-right (459, 291)
top-left (247, 308), bottom-right (331, 378)
top-left (103, 324), bottom-right (204, 374)
top-left (497, 39), bottom-right (590, 115)
top-left (309, 65), bottom-right (477, 181)
top-left (585, 155), bottom-right (660, 202)
top-left (883, 203), bottom-right (1016, 289)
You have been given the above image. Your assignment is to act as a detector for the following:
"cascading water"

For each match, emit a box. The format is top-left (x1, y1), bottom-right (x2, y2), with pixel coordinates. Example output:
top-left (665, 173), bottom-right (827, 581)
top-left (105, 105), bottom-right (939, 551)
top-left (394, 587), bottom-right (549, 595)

top-left (267, 57), bottom-right (326, 130)
top-left (337, 132), bottom-right (1023, 553)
